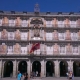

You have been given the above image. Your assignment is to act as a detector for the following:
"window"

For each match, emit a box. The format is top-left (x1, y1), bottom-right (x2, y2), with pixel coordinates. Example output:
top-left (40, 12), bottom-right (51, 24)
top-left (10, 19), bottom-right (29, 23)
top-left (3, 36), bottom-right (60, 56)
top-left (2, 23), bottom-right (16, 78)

top-left (21, 20), bottom-right (28, 27)
top-left (46, 21), bottom-right (52, 27)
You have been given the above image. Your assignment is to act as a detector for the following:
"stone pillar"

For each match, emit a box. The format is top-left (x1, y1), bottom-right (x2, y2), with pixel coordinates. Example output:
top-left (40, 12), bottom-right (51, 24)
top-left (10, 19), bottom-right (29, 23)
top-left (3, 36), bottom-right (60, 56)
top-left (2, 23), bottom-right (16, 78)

top-left (27, 60), bottom-right (30, 77)
top-left (16, 61), bottom-right (19, 74)
top-left (44, 61), bottom-right (46, 77)
top-left (30, 62), bottom-right (32, 73)
top-left (0, 60), bottom-right (2, 78)
top-left (41, 60), bottom-right (45, 77)
top-left (54, 60), bottom-right (60, 77)
top-left (13, 60), bottom-right (17, 77)
top-left (67, 60), bottom-right (73, 72)
top-left (2, 61), bottom-right (5, 78)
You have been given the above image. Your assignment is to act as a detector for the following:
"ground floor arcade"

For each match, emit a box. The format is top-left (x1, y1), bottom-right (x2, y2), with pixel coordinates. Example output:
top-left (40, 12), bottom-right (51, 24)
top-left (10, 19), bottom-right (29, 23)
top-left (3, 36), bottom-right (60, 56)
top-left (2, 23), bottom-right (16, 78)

top-left (0, 57), bottom-right (80, 78)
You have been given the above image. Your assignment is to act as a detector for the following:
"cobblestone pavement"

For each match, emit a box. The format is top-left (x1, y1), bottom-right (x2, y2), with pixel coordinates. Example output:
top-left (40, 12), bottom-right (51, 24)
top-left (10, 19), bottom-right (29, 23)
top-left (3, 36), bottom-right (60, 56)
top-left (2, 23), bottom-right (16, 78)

top-left (0, 77), bottom-right (80, 80)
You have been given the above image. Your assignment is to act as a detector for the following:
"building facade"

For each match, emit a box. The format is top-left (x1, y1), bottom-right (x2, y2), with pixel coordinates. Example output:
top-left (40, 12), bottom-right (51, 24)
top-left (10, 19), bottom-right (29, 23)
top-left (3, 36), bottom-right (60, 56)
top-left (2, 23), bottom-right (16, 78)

top-left (0, 10), bottom-right (80, 78)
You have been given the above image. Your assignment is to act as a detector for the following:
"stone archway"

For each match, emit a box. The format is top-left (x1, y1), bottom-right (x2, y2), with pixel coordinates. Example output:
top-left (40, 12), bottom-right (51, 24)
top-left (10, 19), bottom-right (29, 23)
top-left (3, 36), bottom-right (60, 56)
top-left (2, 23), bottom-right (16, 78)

top-left (18, 61), bottom-right (27, 74)
top-left (4, 61), bottom-right (13, 77)
top-left (32, 61), bottom-right (41, 77)
top-left (73, 61), bottom-right (80, 77)
top-left (60, 61), bottom-right (68, 77)
top-left (46, 61), bottom-right (54, 77)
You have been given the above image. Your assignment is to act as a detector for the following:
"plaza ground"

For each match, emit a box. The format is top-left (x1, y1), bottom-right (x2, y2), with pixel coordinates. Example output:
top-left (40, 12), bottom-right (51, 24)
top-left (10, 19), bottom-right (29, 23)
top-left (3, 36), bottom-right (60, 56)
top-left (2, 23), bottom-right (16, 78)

top-left (0, 77), bottom-right (80, 80)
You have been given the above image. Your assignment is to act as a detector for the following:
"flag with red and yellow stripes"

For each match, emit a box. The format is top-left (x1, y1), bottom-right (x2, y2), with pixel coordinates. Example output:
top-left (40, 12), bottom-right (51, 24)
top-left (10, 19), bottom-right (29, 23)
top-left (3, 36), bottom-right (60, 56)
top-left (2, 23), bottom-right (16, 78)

top-left (30, 43), bottom-right (40, 53)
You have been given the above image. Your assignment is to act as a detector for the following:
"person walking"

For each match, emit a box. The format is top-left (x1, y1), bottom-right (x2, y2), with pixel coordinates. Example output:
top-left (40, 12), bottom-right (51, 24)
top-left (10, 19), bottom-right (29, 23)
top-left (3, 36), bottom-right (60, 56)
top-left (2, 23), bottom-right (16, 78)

top-left (72, 72), bottom-right (74, 80)
top-left (66, 72), bottom-right (69, 79)
top-left (23, 73), bottom-right (28, 80)
top-left (17, 71), bottom-right (22, 80)
top-left (68, 71), bottom-right (72, 80)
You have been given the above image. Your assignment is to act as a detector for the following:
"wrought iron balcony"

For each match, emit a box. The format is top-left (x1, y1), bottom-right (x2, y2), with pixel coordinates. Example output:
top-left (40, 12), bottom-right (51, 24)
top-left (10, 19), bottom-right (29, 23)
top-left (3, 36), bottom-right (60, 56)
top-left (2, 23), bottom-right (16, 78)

top-left (0, 50), bottom-right (79, 56)
top-left (0, 23), bottom-right (80, 29)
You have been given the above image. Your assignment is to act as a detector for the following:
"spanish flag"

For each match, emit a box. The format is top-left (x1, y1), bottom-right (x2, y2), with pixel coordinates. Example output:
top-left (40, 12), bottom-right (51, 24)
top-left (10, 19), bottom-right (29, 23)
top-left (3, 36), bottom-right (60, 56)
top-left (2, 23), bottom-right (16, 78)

top-left (30, 43), bottom-right (40, 53)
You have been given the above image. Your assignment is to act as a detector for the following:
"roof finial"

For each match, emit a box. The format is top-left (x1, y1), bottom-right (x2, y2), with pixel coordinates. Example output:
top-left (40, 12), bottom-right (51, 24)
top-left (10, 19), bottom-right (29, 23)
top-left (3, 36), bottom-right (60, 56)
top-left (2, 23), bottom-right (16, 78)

top-left (34, 3), bottom-right (40, 12)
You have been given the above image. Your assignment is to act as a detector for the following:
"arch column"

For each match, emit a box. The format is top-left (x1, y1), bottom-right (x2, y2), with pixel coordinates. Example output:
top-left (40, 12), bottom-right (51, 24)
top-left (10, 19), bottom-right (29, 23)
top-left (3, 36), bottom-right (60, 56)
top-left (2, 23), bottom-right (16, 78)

top-left (16, 61), bottom-right (19, 74)
top-left (44, 61), bottom-right (46, 77)
top-left (54, 60), bottom-right (60, 77)
top-left (27, 60), bottom-right (30, 77)
top-left (41, 60), bottom-right (45, 77)
top-left (30, 62), bottom-right (32, 73)
top-left (67, 60), bottom-right (73, 72)
top-left (0, 60), bottom-right (2, 78)
top-left (13, 60), bottom-right (17, 77)
top-left (2, 61), bottom-right (5, 77)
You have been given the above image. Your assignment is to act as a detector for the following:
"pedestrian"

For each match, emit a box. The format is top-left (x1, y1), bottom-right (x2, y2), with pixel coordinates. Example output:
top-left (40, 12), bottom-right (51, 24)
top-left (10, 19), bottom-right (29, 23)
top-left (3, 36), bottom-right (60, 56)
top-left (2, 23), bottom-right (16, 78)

top-left (72, 72), bottom-right (74, 80)
top-left (30, 72), bottom-right (33, 78)
top-left (17, 71), bottom-right (22, 80)
top-left (23, 73), bottom-right (28, 80)
top-left (66, 72), bottom-right (69, 79)
top-left (68, 71), bottom-right (72, 80)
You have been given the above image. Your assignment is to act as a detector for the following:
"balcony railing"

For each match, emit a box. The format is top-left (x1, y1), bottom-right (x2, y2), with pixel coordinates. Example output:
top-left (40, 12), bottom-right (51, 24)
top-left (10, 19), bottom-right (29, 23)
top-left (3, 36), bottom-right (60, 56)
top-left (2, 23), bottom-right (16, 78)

top-left (0, 36), bottom-right (79, 41)
top-left (0, 50), bottom-right (79, 56)
top-left (0, 23), bottom-right (80, 28)
top-left (0, 23), bottom-right (28, 27)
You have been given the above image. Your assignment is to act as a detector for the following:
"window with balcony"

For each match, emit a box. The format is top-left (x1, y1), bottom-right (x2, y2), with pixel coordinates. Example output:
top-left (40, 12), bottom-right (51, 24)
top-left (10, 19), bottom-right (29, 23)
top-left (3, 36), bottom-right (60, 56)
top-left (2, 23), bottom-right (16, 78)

top-left (59, 33), bottom-right (65, 40)
top-left (71, 32), bottom-right (78, 41)
top-left (60, 46), bottom-right (66, 55)
top-left (8, 32), bottom-right (14, 40)
top-left (58, 21), bottom-right (64, 28)
top-left (9, 19), bottom-right (15, 27)
top-left (46, 46), bottom-right (53, 55)
top-left (7, 46), bottom-right (13, 54)
top-left (70, 21), bottom-right (76, 28)
top-left (72, 46), bottom-right (79, 55)
top-left (21, 20), bottom-right (28, 27)
top-left (46, 21), bottom-right (52, 27)
top-left (21, 32), bottom-right (28, 40)
top-left (21, 46), bottom-right (27, 55)
top-left (46, 32), bottom-right (53, 40)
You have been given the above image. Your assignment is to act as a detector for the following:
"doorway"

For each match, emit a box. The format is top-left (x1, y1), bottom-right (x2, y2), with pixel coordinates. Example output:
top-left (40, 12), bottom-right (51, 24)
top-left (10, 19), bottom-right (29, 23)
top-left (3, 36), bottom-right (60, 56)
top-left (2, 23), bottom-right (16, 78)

top-left (32, 61), bottom-right (41, 77)
top-left (4, 61), bottom-right (13, 77)
top-left (73, 61), bottom-right (80, 77)
top-left (46, 61), bottom-right (54, 77)
top-left (18, 61), bottom-right (27, 74)
top-left (60, 61), bottom-right (68, 77)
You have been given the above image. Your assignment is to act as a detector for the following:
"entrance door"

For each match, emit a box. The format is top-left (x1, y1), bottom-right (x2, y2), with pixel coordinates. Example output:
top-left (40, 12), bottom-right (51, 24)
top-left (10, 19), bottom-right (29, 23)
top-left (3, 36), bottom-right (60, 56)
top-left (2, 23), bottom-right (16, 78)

top-left (18, 61), bottom-right (27, 74)
top-left (46, 61), bottom-right (54, 77)
top-left (60, 61), bottom-right (68, 77)
top-left (73, 61), bottom-right (80, 77)
top-left (4, 61), bottom-right (13, 77)
top-left (32, 61), bottom-right (41, 77)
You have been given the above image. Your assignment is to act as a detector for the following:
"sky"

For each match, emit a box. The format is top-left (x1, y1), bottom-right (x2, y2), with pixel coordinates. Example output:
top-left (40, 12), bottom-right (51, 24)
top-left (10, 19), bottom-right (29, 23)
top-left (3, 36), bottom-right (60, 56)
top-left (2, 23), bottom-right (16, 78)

top-left (0, 0), bottom-right (80, 12)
